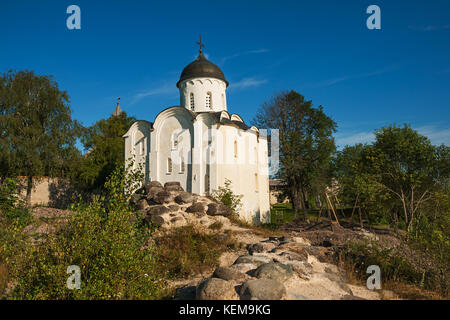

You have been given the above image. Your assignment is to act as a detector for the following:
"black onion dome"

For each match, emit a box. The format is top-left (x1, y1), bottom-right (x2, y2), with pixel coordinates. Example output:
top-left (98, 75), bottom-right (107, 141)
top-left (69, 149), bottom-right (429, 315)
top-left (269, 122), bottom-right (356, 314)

top-left (177, 52), bottom-right (228, 87)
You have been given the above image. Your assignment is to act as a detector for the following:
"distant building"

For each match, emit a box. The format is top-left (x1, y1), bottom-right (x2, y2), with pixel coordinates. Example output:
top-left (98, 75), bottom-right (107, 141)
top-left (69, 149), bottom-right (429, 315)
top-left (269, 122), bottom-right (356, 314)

top-left (269, 179), bottom-right (289, 205)
top-left (112, 98), bottom-right (123, 117)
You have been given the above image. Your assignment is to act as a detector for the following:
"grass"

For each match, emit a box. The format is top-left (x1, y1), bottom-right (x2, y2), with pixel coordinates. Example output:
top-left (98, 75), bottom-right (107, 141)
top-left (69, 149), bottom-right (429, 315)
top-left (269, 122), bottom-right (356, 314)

top-left (335, 240), bottom-right (448, 299)
top-left (0, 263), bottom-right (8, 294)
top-left (154, 225), bottom-right (238, 279)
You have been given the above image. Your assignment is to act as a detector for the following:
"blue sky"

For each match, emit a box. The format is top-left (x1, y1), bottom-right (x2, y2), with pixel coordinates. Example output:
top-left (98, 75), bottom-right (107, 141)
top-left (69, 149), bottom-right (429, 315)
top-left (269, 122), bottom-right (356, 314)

top-left (1, 0), bottom-right (449, 149)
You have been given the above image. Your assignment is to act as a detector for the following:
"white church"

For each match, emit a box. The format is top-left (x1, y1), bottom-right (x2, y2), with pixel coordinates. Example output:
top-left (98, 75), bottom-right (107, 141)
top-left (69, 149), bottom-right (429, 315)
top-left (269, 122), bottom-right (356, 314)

top-left (123, 42), bottom-right (270, 224)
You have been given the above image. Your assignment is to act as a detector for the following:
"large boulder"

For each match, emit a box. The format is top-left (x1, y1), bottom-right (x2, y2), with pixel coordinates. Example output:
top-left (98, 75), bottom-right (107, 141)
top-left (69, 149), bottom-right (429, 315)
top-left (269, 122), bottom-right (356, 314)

top-left (239, 279), bottom-right (286, 300)
top-left (206, 203), bottom-right (232, 217)
top-left (137, 199), bottom-right (149, 211)
top-left (130, 194), bottom-right (143, 206)
top-left (233, 255), bottom-right (272, 267)
top-left (271, 242), bottom-right (309, 261)
top-left (174, 192), bottom-right (194, 204)
top-left (146, 186), bottom-right (165, 202)
top-left (253, 262), bottom-right (294, 282)
top-left (195, 278), bottom-right (238, 300)
top-left (168, 204), bottom-right (180, 212)
top-left (146, 205), bottom-right (170, 216)
top-left (176, 285), bottom-right (197, 300)
top-left (170, 215), bottom-right (187, 228)
top-left (247, 242), bottom-right (276, 255)
top-left (164, 181), bottom-right (184, 192)
top-left (148, 214), bottom-right (170, 227)
top-left (185, 202), bottom-right (206, 215)
top-left (212, 266), bottom-right (247, 282)
top-left (144, 181), bottom-right (163, 193)
top-left (153, 191), bottom-right (174, 204)
top-left (286, 261), bottom-right (313, 280)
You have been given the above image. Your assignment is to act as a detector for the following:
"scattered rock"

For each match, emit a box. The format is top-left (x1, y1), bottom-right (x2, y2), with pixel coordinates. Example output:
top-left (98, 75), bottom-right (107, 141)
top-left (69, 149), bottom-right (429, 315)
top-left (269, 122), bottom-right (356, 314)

top-left (170, 216), bottom-right (186, 228)
top-left (240, 279), bottom-right (286, 300)
top-left (273, 242), bottom-right (309, 261)
top-left (168, 204), bottom-right (180, 212)
top-left (247, 242), bottom-right (276, 255)
top-left (276, 251), bottom-right (308, 262)
top-left (176, 285), bottom-right (197, 300)
top-left (341, 294), bottom-right (366, 300)
top-left (196, 278), bottom-right (238, 300)
top-left (212, 267), bottom-right (247, 282)
top-left (229, 263), bottom-right (256, 274)
top-left (234, 255), bottom-right (273, 267)
top-left (206, 203), bottom-right (232, 217)
top-left (286, 261), bottom-right (313, 280)
top-left (253, 262), bottom-right (294, 282)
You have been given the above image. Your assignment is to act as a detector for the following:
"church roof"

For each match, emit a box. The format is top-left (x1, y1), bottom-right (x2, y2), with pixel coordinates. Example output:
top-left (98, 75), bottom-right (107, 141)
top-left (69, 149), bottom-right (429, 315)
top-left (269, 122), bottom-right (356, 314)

top-left (112, 98), bottom-right (123, 116)
top-left (177, 52), bottom-right (228, 87)
top-left (139, 106), bottom-right (261, 136)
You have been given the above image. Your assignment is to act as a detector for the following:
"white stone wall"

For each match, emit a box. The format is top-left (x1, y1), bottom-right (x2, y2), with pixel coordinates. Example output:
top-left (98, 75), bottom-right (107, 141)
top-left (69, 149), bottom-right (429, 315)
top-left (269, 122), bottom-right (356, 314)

top-left (178, 77), bottom-right (227, 112)
top-left (150, 108), bottom-right (194, 192)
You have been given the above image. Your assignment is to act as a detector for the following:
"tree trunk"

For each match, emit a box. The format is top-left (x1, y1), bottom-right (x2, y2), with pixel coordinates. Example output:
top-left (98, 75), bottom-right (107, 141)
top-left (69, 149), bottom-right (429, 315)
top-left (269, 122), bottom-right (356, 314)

top-left (351, 195), bottom-right (359, 223)
top-left (300, 191), bottom-right (308, 221)
top-left (358, 206), bottom-right (363, 228)
top-left (317, 196), bottom-right (323, 222)
top-left (301, 189), bottom-right (309, 210)
top-left (26, 175), bottom-right (33, 206)
top-left (335, 195), bottom-right (346, 218)
top-left (393, 210), bottom-right (399, 234)
top-left (290, 186), bottom-right (300, 219)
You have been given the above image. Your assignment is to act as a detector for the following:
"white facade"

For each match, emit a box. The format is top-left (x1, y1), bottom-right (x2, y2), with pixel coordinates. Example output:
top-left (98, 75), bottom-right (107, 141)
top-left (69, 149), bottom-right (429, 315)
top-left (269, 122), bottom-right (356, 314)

top-left (124, 51), bottom-right (270, 224)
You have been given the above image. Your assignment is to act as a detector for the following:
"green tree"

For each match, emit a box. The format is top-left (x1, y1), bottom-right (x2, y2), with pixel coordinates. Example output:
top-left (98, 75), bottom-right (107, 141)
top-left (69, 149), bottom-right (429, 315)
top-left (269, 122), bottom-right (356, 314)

top-left (253, 90), bottom-right (337, 219)
top-left (75, 112), bottom-right (135, 192)
top-left (362, 124), bottom-right (446, 233)
top-left (0, 70), bottom-right (81, 204)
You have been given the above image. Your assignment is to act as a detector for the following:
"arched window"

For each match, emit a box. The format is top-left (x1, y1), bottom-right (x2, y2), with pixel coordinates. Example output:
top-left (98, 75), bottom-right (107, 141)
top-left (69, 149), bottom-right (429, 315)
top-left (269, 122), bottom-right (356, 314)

top-left (167, 158), bottom-right (172, 174)
top-left (255, 173), bottom-right (259, 192)
top-left (190, 93), bottom-right (195, 110)
top-left (206, 92), bottom-right (212, 109)
top-left (234, 140), bottom-right (238, 158)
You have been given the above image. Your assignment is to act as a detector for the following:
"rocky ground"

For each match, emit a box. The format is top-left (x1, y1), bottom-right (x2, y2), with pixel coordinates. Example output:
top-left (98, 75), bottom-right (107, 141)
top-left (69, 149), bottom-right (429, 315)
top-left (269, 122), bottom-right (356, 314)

top-left (173, 232), bottom-right (396, 300)
top-left (130, 180), bottom-right (398, 300)
top-left (22, 181), bottom-right (402, 300)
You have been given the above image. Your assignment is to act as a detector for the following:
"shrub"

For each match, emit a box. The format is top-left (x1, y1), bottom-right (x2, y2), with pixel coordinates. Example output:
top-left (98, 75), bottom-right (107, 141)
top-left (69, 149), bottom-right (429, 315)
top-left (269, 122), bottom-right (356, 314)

top-left (154, 225), bottom-right (236, 279)
top-left (336, 240), bottom-right (448, 298)
top-left (211, 179), bottom-right (243, 215)
top-left (8, 166), bottom-right (167, 299)
top-left (0, 178), bottom-right (31, 226)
